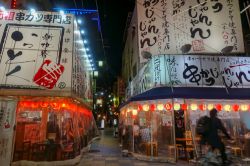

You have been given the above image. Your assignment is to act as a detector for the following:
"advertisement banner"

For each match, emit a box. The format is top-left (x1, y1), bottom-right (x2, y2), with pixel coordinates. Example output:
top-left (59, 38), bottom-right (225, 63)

top-left (137, 0), bottom-right (244, 63)
top-left (0, 9), bottom-right (74, 90)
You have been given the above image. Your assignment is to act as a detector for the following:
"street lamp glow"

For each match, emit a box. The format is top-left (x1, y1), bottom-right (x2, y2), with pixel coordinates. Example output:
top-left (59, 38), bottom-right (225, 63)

top-left (80, 30), bottom-right (85, 34)
top-left (98, 61), bottom-right (103, 67)
top-left (86, 48), bottom-right (89, 51)
top-left (94, 71), bottom-right (98, 77)
top-left (77, 19), bottom-right (82, 24)
top-left (83, 40), bottom-right (87, 44)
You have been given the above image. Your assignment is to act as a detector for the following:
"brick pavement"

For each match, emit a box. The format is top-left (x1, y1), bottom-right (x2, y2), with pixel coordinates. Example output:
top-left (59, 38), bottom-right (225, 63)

top-left (77, 128), bottom-right (187, 166)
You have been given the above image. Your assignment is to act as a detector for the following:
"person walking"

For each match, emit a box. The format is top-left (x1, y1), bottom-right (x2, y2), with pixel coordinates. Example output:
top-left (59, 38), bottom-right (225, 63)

top-left (207, 108), bottom-right (231, 166)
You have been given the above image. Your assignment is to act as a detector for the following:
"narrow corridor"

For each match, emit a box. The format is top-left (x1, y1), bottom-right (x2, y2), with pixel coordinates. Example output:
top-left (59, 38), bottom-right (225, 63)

top-left (78, 128), bottom-right (186, 166)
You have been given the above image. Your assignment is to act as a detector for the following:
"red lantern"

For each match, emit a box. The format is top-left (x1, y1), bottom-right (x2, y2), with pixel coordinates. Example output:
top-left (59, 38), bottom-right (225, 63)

top-left (150, 104), bottom-right (155, 112)
top-left (216, 104), bottom-right (222, 111)
top-left (137, 104), bottom-right (143, 111)
top-left (51, 102), bottom-right (60, 110)
top-left (165, 103), bottom-right (172, 111)
top-left (199, 104), bottom-right (206, 111)
top-left (232, 104), bottom-right (239, 112)
top-left (31, 102), bottom-right (38, 109)
top-left (181, 104), bottom-right (188, 110)
top-left (40, 101), bottom-right (49, 108)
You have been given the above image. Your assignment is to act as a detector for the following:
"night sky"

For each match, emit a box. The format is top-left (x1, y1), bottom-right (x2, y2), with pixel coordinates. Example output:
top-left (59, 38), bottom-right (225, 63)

top-left (52, 0), bottom-right (135, 89)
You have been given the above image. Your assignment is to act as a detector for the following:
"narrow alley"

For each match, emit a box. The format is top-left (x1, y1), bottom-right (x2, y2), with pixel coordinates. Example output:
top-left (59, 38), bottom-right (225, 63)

top-left (78, 128), bottom-right (186, 166)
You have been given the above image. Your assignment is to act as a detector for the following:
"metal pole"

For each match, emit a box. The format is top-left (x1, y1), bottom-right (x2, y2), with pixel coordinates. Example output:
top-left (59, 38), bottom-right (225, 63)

top-left (132, 118), bottom-right (135, 152)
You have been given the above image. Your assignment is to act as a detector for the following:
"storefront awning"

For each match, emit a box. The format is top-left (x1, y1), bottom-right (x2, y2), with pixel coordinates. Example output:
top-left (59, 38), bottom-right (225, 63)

top-left (127, 87), bottom-right (250, 102)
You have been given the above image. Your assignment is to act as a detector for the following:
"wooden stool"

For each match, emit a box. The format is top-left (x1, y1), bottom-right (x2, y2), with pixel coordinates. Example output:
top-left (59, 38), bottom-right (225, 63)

top-left (168, 145), bottom-right (176, 157)
top-left (145, 142), bottom-right (158, 156)
top-left (231, 147), bottom-right (242, 157)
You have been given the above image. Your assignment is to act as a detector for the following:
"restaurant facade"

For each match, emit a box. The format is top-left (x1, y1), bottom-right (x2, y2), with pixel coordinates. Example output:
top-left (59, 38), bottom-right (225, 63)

top-left (0, 9), bottom-right (98, 166)
top-left (120, 0), bottom-right (250, 163)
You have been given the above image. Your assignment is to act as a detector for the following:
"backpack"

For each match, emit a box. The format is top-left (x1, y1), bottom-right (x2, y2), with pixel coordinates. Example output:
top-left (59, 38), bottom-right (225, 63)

top-left (196, 116), bottom-right (211, 136)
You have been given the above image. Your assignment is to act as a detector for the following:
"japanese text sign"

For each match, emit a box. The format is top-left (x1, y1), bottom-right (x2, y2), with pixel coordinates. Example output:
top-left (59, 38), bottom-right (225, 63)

top-left (137, 0), bottom-right (244, 63)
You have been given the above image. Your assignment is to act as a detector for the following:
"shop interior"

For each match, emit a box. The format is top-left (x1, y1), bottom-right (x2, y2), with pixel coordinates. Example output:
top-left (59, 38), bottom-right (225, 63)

top-left (13, 97), bottom-right (98, 162)
top-left (119, 99), bottom-right (250, 162)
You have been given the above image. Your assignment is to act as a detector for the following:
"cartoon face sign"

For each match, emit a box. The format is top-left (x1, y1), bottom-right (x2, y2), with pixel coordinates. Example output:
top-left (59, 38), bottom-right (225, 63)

top-left (0, 24), bottom-right (65, 89)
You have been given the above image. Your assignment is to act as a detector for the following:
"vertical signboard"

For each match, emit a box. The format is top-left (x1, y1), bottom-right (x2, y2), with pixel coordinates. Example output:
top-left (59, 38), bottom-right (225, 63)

top-left (137, 0), bottom-right (244, 63)
top-left (72, 23), bottom-right (92, 101)
top-left (0, 10), bottom-right (73, 90)
top-left (0, 99), bottom-right (16, 166)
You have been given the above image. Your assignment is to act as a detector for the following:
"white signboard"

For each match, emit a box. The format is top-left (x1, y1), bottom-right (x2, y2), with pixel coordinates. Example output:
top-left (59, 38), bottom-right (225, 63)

top-left (129, 54), bottom-right (250, 97)
top-left (0, 100), bottom-right (16, 166)
top-left (151, 55), bottom-right (250, 89)
top-left (0, 10), bottom-right (73, 90)
top-left (137, 0), bottom-right (244, 63)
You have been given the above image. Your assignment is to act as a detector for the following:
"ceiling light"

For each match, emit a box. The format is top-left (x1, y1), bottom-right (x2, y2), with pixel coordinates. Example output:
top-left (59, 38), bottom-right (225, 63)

top-left (30, 8), bottom-right (36, 14)
top-left (0, 7), bottom-right (6, 11)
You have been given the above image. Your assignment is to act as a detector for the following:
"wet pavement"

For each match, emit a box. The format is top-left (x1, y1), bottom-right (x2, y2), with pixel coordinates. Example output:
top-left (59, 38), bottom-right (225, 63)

top-left (78, 128), bottom-right (187, 166)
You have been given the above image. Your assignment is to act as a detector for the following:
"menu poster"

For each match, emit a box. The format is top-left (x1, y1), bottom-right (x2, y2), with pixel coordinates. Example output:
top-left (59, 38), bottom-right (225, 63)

top-left (162, 112), bottom-right (172, 127)
top-left (0, 100), bottom-right (17, 166)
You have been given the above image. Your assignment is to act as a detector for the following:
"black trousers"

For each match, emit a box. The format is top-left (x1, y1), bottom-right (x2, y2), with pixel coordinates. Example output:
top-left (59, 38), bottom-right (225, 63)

top-left (212, 143), bottom-right (227, 164)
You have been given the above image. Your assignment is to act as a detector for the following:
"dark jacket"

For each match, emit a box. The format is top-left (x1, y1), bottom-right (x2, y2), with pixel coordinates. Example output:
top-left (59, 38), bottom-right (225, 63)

top-left (207, 117), bottom-right (230, 148)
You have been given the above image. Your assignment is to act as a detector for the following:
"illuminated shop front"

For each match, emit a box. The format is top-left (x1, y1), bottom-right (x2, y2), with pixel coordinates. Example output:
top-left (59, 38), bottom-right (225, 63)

top-left (119, 89), bottom-right (250, 163)
top-left (0, 9), bottom-right (97, 166)
top-left (13, 97), bottom-right (97, 162)
top-left (119, 53), bottom-right (250, 163)
top-left (120, 0), bottom-right (248, 163)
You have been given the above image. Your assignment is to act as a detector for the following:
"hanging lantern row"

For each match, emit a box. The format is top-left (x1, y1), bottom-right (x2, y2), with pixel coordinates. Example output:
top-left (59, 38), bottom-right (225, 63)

top-left (18, 100), bottom-right (92, 116)
top-left (123, 103), bottom-right (250, 113)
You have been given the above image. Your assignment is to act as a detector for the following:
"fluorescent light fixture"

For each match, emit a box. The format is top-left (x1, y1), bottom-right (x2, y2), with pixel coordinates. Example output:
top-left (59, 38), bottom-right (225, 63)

top-left (30, 8), bottom-right (36, 14)
top-left (59, 10), bottom-right (64, 15)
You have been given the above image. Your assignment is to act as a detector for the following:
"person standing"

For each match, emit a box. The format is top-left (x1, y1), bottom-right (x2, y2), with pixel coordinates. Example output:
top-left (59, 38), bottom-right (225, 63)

top-left (207, 108), bottom-right (231, 166)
